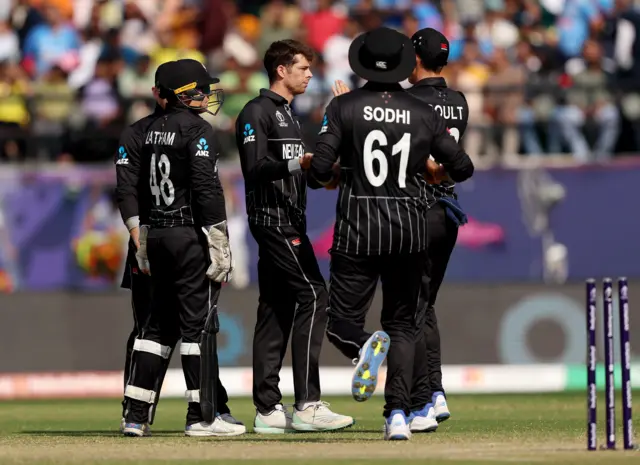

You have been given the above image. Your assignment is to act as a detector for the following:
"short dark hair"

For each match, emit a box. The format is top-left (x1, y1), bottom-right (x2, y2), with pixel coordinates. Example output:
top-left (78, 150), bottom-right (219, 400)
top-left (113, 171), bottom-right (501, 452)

top-left (263, 39), bottom-right (315, 83)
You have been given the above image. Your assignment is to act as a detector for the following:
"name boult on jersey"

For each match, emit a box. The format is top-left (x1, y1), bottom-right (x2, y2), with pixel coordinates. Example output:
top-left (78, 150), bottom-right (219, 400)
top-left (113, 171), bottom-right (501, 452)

top-left (145, 131), bottom-right (176, 145)
top-left (429, 104), bottom-right (464, 121)
top-left (363, 106), bottom-right (410, 125)
top-left (282, 143), bottom-right (303, 160)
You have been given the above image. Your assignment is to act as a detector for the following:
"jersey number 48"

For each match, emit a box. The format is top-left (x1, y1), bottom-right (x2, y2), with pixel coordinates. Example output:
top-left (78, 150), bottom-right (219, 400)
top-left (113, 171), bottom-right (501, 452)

top-left (150, 153), bottom-right (176, 206)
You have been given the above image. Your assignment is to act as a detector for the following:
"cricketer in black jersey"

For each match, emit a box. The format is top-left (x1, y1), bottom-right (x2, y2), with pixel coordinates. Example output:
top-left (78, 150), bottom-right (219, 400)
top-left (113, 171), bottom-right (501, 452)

top-left (324, 28), bottom-right (472, 432)
top-left (122, 59), bottom-right (243, 438)
top-left (115, 104), bottom-right (161, 426)
top-left (310, 27), bottom-right (474, 440)
top-left (405, 28), bottom-right (471, 427)
top-left (115, 61), bottom-right (171, 429)
top-left (236, 40), bottom-right (353, 432)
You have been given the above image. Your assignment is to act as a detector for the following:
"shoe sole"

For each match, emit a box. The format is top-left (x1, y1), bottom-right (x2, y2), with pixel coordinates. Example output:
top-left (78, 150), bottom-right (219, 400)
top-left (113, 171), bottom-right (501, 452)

top-left (291, 420), bottom-right (355, 432)
top-left (253, 427), bottom-right (297, 434)
top-left (435, 408), bottom-right (450, 423)
top-left (385, 432), bottom-right (411, 441)
top-left (410, 424), bottom-right (438, 433)
top-left (184, 429), bottom-right (246, 437)
top-left (123, 427), bottom-right (147, 437)
top-left (352, 331), bottom-right (390, 402)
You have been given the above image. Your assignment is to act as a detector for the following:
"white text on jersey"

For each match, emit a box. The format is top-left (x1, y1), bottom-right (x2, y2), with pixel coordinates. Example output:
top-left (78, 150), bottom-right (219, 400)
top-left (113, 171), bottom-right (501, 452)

top-left (282, 143), bottom-right (304, 160)
top-left (429, 104), bottom-right (464, 121)
top-left (363, 106), bottom-right (410, 125)
top-left (145, 131), bottom-right (176, 146)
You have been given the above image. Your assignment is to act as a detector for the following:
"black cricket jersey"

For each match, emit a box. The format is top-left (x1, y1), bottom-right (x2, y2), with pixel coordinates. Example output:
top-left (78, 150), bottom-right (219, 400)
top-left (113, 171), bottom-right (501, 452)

top-left (311, 82), bottom-right (474, 256)
top-left (115, 105), bottom-right (163, 289)
top-left (137, 106), bottom-right (227, 229)
top-left (236, 89), bottom-right (320, 228)
top-left (407, 77), bottom-right (469, 202)
top-left (115, 105), bottom-right (163, 227)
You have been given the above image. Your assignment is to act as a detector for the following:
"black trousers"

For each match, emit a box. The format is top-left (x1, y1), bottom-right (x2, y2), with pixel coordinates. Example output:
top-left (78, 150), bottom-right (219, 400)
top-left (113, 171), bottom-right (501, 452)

top-left (411, 202), bottom-right (459, 407)
top-left (249, 224), bottom-right (328, 414)
top-left (124, 226), bottom-right (229, 425)
top-left (326, 250), bottom-right (425, 417)
top-left (121, 244), bottom-right (153, 417)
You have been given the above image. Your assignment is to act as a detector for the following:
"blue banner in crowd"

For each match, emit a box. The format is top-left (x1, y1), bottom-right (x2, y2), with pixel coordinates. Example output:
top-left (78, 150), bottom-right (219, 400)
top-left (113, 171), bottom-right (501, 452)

top-left (0, 161), bottom-right (639, 292)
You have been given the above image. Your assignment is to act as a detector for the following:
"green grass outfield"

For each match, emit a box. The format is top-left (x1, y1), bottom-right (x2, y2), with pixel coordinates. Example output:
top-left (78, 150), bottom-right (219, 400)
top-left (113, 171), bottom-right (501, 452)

top-left (0, 393), bottom-right (639, 464)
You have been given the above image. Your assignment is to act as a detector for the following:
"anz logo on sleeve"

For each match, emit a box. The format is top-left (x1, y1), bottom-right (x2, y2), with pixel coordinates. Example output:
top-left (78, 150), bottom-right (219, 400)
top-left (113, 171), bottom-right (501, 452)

top-left (116, 146), bottom-right (128, 165)
top-left (195, 138), bottom-right (209, 157)
top-left (243, 123), bottom-right (256, 144)
top-left (319, 114), bottom-right (328, 135)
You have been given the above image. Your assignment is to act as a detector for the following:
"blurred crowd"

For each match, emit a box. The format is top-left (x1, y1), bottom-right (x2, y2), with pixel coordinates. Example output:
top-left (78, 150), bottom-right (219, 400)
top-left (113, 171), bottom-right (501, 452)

top-left (3, 0), bottom-right (640, 165)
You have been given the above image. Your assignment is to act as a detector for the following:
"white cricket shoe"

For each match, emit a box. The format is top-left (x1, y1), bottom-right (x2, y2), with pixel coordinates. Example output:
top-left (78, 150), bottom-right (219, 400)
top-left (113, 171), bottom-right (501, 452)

top-left (384, 410), bottom-right (411, 441)
top-left (409, 403), bottom-right (438, 432)
top-left (432, 391), bottom-right (450, 423)
top-left (254, 404), bottom-right (296, 434)
top-left (292, 401), bottom-right (354, 432)
top-left (185, 415), bottom-right (247, 437)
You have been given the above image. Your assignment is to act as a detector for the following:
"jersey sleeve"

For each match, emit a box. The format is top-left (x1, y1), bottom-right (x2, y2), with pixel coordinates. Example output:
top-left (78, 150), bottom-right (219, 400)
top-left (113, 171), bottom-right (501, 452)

top-left (427, 111), bottom-right (475, 183)
top-left (457, 91), bottom-right (469, 139)
top-left (115, 125), bottom-right (143, 230)
top-left (236, 103), bottom-right (299, 183)
top-left (310, 97), bottom-right (342, 185)
top-left (187, 123), bottom-right (227, 226)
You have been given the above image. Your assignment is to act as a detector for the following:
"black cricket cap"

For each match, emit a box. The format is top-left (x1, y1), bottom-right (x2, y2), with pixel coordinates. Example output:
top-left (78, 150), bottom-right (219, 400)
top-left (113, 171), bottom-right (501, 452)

top-left (348, 27), bottom-right (416, 83)
top-left (411, 28), bottom-right (450, 69)
top-left (155, 59), bottom-right (219, 95)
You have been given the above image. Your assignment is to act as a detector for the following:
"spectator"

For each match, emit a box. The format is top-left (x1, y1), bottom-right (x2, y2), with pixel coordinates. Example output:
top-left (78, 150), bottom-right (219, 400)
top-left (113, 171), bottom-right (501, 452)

top-left (117, 54), bottom-right (156, 123)
top-left (257, 0), bottom-right (302, 57)
top-left (556, 0), bottom-right (603, 60)
top-left (79, 54), bottom-right (121, 127)
top-left (0, 20), bottom-right (20, 63)
top-left (22, 4), bottom-right (80, 78)
top-left (558, 39), bottom-right (620, 161)
top-left (303, 0), bottom-right (347, 53)
top-left (0, 61), bottom-right (30, 162)
top-left (222, 14), bottom-right (260, 67)
top-left (454, 40), bottom-right (490, 159)
top-left (483, 48), bottom-right (526, 159)
top-left (323, 16), bottom-right (360, 89)
top-left (31, 65), bottom-right (74, 160)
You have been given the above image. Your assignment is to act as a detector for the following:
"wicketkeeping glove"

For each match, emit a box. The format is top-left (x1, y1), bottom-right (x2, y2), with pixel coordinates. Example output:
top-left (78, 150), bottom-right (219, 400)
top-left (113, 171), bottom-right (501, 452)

top-left (202, 221), bottom-right (234, 282)
top-left (135, 225), bottom-right (151, 275)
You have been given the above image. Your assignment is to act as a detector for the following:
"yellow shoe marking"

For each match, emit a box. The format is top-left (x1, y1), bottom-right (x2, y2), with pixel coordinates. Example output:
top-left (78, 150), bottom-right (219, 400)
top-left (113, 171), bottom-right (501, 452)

top-left (361, 370), bottom-right (370, 380)
top-left (360, 385), bottom-right (366, 394)
top-left (374, 344), bottom-right (382, 356)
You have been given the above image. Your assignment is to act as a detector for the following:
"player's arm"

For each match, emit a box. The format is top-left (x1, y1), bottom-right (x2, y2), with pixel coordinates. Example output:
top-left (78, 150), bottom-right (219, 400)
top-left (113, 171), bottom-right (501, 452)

top-left (310, 98), bottom-right (342, 186)
top-left (458, 91), bottom-right (469, 139)
top-left (188, 124), bottom-right (227, 226)
top-left (189, 124), bottom-right (233, 283)
top-left (237, 103), bottom-right (302, 183)
top-left (115, 125), bottom-right (143, 246)
top-left (427, 111), bottom-right (474, 183)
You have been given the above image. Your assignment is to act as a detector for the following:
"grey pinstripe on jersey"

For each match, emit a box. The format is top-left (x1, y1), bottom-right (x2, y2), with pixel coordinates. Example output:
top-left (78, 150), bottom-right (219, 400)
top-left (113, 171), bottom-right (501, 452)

top-left (331, 170), bottom-right (429, 255)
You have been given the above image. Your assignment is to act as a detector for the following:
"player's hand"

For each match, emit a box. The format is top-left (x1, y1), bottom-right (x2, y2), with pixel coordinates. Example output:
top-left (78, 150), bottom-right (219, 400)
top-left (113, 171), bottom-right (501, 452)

top-left (425, 158), bottom-right (447, 185)
top-left (202, 222), bottom-right (234, 283)
top-left (299, 152), bottom-right (313, 170)
top-left (332, 80), bottom-right (351, 97)
top-left (130, 226), bottom-right (141, 250)
top-left (325, 162), bottom-right (341, 190)
top-left (135, 225), bottom-right (151, 275)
